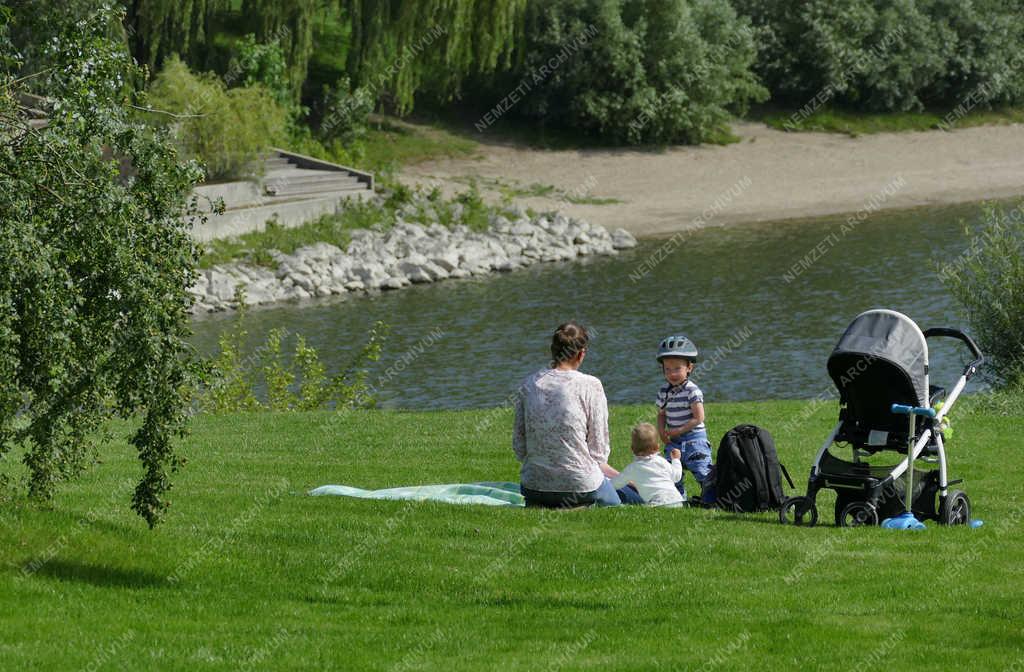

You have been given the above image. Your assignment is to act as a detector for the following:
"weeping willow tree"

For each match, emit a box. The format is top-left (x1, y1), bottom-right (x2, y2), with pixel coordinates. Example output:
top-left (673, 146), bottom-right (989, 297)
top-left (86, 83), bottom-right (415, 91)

top-left (124, 0), bottom-right (318, 101)
top-left (123, 1), bottom-right (526, 112)
top-left (343, 0), bottom-right (528, 113)
top-left (124, 0), bottom-right (231, 72)
top-left (239, 0), bottom-right (318, 101)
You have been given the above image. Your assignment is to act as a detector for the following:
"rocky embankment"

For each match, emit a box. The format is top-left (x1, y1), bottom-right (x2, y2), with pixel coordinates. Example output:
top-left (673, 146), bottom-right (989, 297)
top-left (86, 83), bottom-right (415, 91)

top-left (191, 212), bottom-right (638, 313)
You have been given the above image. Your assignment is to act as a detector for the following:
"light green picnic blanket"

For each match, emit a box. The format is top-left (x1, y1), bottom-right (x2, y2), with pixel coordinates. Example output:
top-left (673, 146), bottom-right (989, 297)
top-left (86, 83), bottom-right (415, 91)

top-left (309, 482), bottom-right (525, 507)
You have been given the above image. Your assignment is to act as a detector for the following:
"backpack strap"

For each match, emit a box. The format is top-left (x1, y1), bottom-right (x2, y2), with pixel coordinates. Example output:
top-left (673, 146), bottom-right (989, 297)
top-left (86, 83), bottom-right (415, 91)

top-left (779, 462), bottom-right (795, 490)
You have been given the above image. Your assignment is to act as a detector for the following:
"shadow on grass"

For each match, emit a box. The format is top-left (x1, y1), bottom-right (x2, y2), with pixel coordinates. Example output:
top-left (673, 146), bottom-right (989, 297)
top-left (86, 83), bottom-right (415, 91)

top-left (709, 510), bottom-right (840, 528)
top-left (30, 559), bottom-right (168, 589)
top-left (388, 109), bottom-right (706, 155)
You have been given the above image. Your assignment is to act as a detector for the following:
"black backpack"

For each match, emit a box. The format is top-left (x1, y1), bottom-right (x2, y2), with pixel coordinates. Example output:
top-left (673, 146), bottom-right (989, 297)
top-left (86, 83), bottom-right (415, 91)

top-left (715, 425), bottom-right (794, 512)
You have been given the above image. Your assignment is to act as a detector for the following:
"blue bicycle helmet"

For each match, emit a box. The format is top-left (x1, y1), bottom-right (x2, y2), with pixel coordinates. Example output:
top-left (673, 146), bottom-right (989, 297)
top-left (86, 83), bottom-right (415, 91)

top-left (657, 335), bottom-right (698, 362)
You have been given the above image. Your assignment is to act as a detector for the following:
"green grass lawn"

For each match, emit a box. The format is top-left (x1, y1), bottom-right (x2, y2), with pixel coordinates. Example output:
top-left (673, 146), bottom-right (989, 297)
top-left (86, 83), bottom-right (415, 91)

top-left (2, 400), bottom-right (1022, 670)
top-left (360, 117), bottom-right (480, 174)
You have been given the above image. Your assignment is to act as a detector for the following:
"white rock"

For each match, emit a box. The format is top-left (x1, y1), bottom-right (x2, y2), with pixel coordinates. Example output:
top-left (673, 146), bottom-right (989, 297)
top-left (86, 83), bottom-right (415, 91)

top-left (511, 220), bottom-right (535, 236)
top-left (431, 253), bottom-right (460, 272)
top-left (459, 242), bottom-right (490, 266)
top-left (502, 240), bottom-right (523, 257)
top-left (422, 261), bottom-right (449, 281)
top-left (291, 273), bottom-right (316, 292)
top-left (611, 227), bottom-right (638, 249)
top-left (381, 277), bottom-right (405, 290)
top-left (495, 259), bottom-right (521, 272)
top-left (287, 286), bottom-right (311, 300)
top-left (294, 242), bottom-right (342, 261)
top-left (395, 221), bottom-right (427, 238)
top-left (403, 251), bottom-right (429, 266)
top-left (491, 216), bottom-right (512, 233)
top-left (554, 244), bottom-right (576, 261)
top-left (207, 269), bottom-right (238, 302)
top-left (404, 267), bottom-right (433, 283)
top-left (289, 258), bottom-right (315, 276)
top-left (352, 261), bottom-right (389, 284)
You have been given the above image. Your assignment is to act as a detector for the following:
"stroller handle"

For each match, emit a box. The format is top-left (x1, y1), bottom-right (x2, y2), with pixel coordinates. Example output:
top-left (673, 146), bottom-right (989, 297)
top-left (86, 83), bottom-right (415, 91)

top-left (891, 404), bottom-right (936, 417)
top-left (923, 327), bottom-right (985, 380)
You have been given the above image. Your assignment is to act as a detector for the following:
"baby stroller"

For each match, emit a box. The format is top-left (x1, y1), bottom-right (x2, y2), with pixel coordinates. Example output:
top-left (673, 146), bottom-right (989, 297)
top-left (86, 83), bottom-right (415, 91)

top-left (779, 309), bottom-right (983, 527)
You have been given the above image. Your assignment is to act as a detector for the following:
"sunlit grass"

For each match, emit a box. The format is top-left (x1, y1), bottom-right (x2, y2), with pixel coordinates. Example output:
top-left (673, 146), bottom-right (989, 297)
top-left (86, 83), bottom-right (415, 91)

top-left (1, 400), bottom-right (1020, 669)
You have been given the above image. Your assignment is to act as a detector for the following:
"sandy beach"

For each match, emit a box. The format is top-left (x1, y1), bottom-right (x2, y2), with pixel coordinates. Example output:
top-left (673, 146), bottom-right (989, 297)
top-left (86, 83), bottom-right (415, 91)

top-left (401, 121), bottom-right (1024, 236)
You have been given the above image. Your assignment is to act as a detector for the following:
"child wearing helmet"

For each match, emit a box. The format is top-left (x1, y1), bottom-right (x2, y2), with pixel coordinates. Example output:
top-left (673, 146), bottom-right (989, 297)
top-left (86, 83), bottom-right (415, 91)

top-left (655, 335), bottom-right (716, 505)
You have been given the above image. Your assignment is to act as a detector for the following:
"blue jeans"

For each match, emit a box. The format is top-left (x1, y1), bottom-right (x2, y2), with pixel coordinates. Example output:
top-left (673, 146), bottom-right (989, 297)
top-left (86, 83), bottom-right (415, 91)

top-left (595, 478), bottom-right (645, 506)
top-left (665, 429), bottom-right (716, 503)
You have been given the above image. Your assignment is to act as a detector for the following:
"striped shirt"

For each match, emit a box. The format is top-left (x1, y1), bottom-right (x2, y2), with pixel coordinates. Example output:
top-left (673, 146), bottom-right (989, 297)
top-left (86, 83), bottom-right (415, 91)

top-left (656, 380), bottom-right (705, 431)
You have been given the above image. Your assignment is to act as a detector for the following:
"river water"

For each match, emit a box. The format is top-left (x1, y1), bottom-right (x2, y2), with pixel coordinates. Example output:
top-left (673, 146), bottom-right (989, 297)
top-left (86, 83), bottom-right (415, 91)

top-left (189, 202), bottom-right (997, 409)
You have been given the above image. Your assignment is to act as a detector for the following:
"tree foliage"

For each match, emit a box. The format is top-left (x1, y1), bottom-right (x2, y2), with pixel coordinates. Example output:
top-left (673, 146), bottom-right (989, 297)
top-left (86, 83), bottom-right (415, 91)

top-left (734, 0), bottom-right (1024, 112)
top-left (237, 0), bottom-right (318, 102)
top-left (124, 0), bottom-right (230, 73)
top-left (202, 296), bottom-right (388, 413)
top-left (940, 203), bottom-right (1024, 388)
top-left (123, 0), bottom-right (318, 103)
top-left (479, 0), bottom-right (766, 144)
top-left (0, 5), bottom-right (204, 526)
top-left (143, 55), bottom-right (290, 180)
top-left (343, 0), bottom-right (528, 113)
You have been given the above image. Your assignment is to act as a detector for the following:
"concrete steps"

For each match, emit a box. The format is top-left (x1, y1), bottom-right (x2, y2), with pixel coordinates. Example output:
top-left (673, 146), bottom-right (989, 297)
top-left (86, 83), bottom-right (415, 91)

top-left (190, 148), bottom-right (374, 241)
top-left (264, 169), bottom-right (365, 197)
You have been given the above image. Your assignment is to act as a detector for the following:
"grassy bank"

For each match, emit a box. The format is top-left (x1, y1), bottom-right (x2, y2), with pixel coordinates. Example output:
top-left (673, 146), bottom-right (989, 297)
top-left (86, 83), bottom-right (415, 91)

top-left (2, 400), bottom-right (1020, 670)
top-left (757, 106), bottom-right (1024, 136)
top-left (360, 117), bottom-right (479, 174)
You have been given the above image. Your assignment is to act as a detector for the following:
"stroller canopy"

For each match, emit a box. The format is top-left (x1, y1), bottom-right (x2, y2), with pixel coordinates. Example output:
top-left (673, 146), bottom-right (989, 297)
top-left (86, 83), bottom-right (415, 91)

top-left (828, 309), bottom-right (929, 408)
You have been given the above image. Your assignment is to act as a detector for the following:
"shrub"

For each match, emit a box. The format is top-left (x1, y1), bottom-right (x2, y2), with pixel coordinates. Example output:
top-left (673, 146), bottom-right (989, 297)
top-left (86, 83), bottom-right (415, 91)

top-left (484, 0), bottom-right (766, 144)
top-left (734, 0), bottom-right (1024, 112)
top-left (313, 76), bottom-right (374, 147)
top-left (144, 56), bottom-right (290, 180)
top-left (922, 0), bottom-right (1024, 107)
top-left (202, 297), bottom-right (388, 413)
top-left (939, 202), bottom-right (1024, 388)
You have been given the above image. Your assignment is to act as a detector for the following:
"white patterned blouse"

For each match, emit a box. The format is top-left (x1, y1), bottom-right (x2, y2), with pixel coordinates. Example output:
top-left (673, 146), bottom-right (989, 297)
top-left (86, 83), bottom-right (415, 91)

top-left (512, 368), bottom-right (610, 493)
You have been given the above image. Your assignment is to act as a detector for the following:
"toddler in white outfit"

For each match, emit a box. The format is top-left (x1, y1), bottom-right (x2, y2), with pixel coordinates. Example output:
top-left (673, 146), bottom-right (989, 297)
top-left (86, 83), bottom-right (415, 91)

top-left (611, 423), bottom-right (685, 507)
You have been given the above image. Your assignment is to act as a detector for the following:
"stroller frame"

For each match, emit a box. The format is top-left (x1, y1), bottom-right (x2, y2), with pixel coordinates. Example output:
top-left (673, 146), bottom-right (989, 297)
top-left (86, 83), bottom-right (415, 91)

top-left (780, 309), bottom-right (984, 527)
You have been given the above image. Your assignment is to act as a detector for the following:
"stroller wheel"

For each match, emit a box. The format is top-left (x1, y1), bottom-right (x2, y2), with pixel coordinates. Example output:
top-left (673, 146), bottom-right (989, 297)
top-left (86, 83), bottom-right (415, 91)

top-left (838, 501), bottom-right (879, 527)
top-left (940, 490), bottom-right (971, 525)
top-left (779, 497), bottom-right (819, 527)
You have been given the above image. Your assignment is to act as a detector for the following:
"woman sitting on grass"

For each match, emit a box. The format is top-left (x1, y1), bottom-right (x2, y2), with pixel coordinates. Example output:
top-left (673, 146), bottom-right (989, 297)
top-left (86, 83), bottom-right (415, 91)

top-left (512, 321), bottom-right (643, 508)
